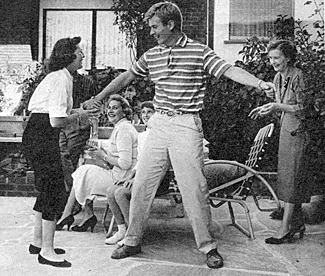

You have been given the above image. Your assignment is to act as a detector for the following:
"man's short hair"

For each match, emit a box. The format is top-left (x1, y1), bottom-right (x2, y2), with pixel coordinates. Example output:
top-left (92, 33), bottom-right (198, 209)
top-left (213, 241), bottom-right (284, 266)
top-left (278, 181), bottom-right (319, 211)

top-left (144, 1), bottom-right (183, 31)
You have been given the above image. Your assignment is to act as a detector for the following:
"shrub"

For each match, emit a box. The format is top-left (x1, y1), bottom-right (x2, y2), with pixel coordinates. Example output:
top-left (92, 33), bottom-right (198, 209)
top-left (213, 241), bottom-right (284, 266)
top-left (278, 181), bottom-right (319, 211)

top-left (203, 1), bottom-right (324, 175)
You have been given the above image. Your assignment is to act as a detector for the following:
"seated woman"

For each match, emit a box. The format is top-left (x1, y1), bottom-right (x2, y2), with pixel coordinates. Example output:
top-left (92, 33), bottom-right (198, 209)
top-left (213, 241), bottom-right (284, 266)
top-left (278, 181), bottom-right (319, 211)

top-left (56, 94), bottom-right (138, 232)
top-left (105, 101), bottom-right (166, 244)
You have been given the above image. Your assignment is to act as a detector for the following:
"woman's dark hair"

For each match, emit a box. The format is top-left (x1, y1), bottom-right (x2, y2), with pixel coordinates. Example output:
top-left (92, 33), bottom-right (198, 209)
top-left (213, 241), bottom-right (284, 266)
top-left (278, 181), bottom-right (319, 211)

top-left (48, 36), bottom-right (81, 72)
top-left (108, 94), bottom-right (133, 121)
top-left (140, 101), bottom-right (154, 110)
top-left (267, 40), bottom-right (297, 66)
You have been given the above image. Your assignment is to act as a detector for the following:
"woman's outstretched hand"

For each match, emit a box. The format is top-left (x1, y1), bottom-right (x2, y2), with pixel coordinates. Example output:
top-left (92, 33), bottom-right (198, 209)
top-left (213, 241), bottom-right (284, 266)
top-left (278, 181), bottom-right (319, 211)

top-left (249, 103), bottom-right (277, 119)
top-left (249, 106), bottom-right (263, 120)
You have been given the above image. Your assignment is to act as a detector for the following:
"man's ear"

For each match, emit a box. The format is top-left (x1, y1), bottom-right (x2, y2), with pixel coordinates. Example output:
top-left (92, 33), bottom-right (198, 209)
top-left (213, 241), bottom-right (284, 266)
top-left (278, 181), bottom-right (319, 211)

top-left (167, 20), bottom-right (175, 31)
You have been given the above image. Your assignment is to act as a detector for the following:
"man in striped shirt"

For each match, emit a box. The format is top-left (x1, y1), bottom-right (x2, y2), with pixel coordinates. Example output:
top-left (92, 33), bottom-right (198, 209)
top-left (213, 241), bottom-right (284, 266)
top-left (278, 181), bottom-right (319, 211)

top-left (88, 1), bottom-right (275, 269)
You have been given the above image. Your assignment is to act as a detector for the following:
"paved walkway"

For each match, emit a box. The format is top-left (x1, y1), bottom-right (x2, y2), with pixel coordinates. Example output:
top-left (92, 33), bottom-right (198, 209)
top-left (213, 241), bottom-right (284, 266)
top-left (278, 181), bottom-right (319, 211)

top-left (0, 196), bottom-right (324, 276)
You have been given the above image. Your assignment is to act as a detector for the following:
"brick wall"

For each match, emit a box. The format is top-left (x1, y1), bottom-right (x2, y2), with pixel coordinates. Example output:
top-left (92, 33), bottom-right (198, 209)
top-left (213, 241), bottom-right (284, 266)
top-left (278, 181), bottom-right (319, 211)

top-left (181, 0), bottom-right (208, 44)
top-left (0, 0), bottom-right (40, 60)
top-left (0, 143), bottom-right (37, 197)
top-left (136, 0), bottom-right (208, 57)
top-left (0, 171), bottom-right (38, 197)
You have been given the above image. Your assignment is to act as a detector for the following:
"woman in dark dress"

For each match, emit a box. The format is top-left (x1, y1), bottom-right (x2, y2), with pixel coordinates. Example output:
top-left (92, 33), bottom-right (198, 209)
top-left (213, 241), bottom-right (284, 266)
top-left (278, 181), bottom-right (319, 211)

top-left (250, 40), bottom-right (308, 244)
top-left (22, 37), bottom-right (98, 267)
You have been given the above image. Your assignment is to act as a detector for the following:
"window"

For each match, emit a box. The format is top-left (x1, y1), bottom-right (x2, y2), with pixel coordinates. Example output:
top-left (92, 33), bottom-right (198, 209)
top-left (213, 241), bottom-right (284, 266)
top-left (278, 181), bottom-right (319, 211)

top-left (229, 0), bottom-right (293, 40)
top-left (44, 10), bottom-right (133, 70)
top-left (96, 11), bottom-right (134, 70)
top-left (45, 11), bottom-right (92, 68)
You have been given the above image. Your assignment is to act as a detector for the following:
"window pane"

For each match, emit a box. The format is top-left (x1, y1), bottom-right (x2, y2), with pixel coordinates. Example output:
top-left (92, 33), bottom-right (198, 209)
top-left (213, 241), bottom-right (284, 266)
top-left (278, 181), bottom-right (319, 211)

top-left (96, 11), bottom-right (134, 70)
top-left (45, 11), bottom-right (92, 69)
top-left (229, 0), bottom-right (293, 40)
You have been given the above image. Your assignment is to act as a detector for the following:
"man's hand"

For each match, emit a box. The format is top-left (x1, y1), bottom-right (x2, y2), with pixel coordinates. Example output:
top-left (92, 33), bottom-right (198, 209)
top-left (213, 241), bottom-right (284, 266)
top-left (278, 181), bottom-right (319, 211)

top-left (260, 81), bottom-right (275, 98)
top-left (82, 97), bottom-right (102, 110)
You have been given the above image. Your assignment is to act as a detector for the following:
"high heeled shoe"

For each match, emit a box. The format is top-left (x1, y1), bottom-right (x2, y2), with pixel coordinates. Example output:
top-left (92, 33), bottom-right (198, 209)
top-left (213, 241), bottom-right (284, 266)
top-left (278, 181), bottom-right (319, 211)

top-left (265, 232), bottom-right (293, 244)
top-left (56, 215), bottom-right (74, 231)
top-left (289, 224), bottom-right (306, 240)
top-left (71, 215), bottom-right (97, 232)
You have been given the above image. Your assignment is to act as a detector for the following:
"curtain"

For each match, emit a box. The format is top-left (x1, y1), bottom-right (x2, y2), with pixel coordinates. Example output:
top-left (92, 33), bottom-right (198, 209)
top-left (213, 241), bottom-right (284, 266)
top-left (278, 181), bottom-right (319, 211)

top-left (96, 11), bottom-right (134, 70)
top-left (46, 11), bottom-right (92, 69)
top-left (229, 0), bottom-right (293, 40)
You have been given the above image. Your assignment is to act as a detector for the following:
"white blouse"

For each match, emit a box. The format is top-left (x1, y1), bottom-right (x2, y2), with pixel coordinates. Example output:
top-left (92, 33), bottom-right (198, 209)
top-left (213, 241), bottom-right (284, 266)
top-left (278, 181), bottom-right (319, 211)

top-left (28, 68), bottom-right (73, 117)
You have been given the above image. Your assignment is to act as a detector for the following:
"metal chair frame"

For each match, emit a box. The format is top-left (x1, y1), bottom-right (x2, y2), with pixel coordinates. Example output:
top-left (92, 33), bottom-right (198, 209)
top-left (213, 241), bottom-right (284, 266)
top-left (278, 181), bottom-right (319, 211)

top-left (205, 123), bottom-right (281, 239)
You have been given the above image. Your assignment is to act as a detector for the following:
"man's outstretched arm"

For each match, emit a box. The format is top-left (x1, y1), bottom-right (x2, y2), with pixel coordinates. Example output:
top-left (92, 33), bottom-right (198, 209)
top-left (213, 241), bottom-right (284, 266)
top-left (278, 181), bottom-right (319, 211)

top-left (84, 68), bottom-right (137, 108)
top-left (223, 66), bottom-right (275, 93)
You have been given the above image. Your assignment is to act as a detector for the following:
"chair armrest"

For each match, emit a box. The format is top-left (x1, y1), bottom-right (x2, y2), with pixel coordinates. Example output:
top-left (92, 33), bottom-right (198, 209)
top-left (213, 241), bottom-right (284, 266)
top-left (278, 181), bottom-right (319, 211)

top-left (204, 160), bottom-right (281, 212)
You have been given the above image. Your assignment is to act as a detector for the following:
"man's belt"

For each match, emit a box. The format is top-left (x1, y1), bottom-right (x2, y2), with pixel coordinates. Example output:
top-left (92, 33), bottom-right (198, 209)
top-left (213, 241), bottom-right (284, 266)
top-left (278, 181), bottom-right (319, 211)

top-left (156, 109), bottom-right (199, 116)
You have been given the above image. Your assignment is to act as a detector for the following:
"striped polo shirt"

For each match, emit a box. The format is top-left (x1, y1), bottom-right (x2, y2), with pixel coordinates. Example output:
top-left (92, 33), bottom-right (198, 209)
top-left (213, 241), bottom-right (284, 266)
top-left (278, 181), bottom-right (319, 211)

top-left (131, 33), bottom-right (232, 112)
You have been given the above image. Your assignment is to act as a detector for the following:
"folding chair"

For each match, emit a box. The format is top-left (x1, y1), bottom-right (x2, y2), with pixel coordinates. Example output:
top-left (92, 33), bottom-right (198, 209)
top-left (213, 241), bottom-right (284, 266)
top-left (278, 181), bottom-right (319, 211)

top-left (204, 123), bottom-right (281, 239)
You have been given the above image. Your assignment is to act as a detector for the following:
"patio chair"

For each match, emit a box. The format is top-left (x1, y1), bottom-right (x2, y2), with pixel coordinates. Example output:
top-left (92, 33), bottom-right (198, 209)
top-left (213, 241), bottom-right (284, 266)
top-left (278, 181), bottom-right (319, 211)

top-left (203, 123), bottom-right (280, 239)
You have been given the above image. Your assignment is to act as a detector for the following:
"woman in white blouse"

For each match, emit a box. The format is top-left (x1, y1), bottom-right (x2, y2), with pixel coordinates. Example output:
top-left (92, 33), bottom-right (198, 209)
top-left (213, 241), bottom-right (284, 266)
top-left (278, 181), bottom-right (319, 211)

top-left (22, 37), bottom-right (98, 268)
top-left (56, 95), bottom-right (138, 233)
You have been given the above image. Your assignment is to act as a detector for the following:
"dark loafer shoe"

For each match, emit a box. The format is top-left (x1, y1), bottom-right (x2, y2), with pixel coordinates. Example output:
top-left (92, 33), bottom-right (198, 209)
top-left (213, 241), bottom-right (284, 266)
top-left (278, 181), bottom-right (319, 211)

top-left (38, 254), bottom-right (71, 268)
top-left (206, 248), bottom-right (224, 269)
top-left (111, 244), bottom-right (141, 259)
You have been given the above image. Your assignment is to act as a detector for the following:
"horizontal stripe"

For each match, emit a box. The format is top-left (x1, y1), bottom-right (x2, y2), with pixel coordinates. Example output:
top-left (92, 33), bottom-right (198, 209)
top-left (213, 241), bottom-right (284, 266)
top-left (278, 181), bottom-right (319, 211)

top-left (131, 34), bottom-right (231, 111)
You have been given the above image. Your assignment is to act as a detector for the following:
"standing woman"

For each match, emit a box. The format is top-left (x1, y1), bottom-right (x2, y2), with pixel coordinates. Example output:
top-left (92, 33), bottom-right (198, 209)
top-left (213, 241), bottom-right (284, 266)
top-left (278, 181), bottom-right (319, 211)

top-left (22, 37), bottom-right (97, 267)
top-left (249, 40), bottom-right (308, 244)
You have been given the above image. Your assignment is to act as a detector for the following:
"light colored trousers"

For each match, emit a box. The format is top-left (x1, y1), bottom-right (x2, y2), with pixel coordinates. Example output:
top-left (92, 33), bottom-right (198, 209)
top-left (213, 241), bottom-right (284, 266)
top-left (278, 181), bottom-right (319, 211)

top-left (124, 112), bottom-right (217, 254)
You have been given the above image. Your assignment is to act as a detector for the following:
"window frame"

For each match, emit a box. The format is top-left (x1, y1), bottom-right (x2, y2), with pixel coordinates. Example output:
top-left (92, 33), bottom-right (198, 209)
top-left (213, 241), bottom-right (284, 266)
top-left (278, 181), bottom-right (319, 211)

top-left (226, 0), bottom-right (294, 44)
top-left (43, 8), bottom-right (133, 70)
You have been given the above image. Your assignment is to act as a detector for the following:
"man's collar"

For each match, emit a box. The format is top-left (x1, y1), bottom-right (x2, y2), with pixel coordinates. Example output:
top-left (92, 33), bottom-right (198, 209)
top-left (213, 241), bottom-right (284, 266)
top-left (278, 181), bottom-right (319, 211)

top-left (159, 33), bottom-right (188, 49)
top-left (176, 33), bottom-right (187, 48)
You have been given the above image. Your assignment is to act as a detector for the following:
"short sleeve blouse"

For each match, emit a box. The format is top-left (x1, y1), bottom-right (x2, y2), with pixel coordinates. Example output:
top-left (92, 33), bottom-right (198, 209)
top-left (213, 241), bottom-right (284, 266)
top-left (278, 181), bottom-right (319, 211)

top-left (28, 68), bottom-right (73, 117)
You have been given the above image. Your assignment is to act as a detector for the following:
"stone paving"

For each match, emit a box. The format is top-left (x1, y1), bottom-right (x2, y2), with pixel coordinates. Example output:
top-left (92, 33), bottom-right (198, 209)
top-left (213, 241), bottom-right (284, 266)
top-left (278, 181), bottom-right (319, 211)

top-left (0, 196), bottom-right (324, 276)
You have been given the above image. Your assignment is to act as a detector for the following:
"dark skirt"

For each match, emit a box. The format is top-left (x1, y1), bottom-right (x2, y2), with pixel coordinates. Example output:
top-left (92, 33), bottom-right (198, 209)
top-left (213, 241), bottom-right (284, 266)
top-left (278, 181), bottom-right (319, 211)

top-left (22, 113), bottom-right (66, 221)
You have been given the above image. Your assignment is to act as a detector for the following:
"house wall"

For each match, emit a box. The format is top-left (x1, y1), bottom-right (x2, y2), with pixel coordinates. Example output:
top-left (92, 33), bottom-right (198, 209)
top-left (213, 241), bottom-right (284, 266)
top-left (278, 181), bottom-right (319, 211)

top-left (213, 0), bottom-right (323, 65)
top-left (39, 0), bottom-right (208, 61)
top-left (0, 0), bottom-right (39, 60)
